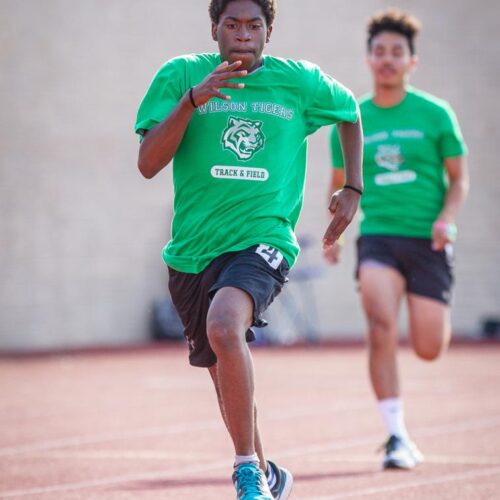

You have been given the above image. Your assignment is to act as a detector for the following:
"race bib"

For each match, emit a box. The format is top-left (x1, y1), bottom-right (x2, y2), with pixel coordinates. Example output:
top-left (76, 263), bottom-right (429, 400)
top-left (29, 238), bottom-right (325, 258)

top-left (255, 245), bottom-right (283, 270)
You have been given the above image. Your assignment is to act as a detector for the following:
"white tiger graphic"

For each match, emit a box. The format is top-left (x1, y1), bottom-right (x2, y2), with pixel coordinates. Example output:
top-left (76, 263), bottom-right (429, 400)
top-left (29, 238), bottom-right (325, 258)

top-left (221, 116), bottom-right (265, 161)
top-left (375, 144), bottom-right (404, 171)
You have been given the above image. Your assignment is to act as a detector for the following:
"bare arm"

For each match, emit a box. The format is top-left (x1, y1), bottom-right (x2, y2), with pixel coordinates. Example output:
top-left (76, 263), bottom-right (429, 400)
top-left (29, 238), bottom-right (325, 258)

top-left (432, 156), bottom-right (469, 250)
top-left (137, 61), bottom-right (248, 179)
top-left (323, 118), bottom-right (363, 247)
top-left (323, 168), bottom-right (344, 264)
top-left (337, 119), bottom-right (364, 192)
top-left (327, 168), bottom-right (345, 206)
top-left (138, 93), bottom-right (196, 179)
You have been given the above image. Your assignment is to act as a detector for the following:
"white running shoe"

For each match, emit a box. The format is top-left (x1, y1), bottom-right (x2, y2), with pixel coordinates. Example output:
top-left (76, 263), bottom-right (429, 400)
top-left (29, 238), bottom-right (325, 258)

top-left (381, 435), bottom-right (424, 470)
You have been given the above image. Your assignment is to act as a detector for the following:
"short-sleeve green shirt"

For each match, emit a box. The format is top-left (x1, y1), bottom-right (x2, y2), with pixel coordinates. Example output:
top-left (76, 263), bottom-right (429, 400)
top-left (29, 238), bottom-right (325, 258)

top-left (136, 53), bottom-right (358, 272)
top-left (330, 86), bottom-right (468, 238)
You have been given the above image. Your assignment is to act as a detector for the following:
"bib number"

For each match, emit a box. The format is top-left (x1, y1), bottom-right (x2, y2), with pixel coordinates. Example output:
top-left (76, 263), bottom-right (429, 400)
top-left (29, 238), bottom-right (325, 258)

top-left (255, 245), bottom-right (283, 270)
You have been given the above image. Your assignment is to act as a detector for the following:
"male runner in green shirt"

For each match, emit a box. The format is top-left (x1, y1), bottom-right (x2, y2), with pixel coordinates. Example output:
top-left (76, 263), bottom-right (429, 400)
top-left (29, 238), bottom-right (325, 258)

top-left (135, 1), bottom-right (363, 497)
top-left (326, 9), bottom-right (469, 470)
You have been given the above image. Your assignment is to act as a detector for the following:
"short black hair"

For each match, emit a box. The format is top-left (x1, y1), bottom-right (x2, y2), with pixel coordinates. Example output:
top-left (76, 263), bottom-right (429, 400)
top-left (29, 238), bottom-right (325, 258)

top-left (209, 0), bottom-right (277, 27)
top-left (367, 8), bottom-right (421, 55)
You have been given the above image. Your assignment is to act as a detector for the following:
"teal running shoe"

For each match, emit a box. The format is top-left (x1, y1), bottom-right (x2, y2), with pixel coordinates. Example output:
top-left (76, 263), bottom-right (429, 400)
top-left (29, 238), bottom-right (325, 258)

top-left (232, 462), bottom-right (273, 500)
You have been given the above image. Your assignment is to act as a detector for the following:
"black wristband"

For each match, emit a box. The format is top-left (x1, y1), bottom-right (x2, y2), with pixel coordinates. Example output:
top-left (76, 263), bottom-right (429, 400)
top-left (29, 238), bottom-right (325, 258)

top-left (343, 184), bottom-right (363, 196)
top-left (188, 87), bottom-right (198, 108)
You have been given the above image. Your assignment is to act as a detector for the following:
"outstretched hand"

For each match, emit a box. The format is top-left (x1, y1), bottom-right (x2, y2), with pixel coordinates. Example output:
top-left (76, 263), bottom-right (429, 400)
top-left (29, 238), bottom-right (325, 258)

top-left (323, 241), bottom-right (343, 265)
top-left (191, 61), bottom-right (248, 107)
top-left (322, 188), bottom-right (361, 250)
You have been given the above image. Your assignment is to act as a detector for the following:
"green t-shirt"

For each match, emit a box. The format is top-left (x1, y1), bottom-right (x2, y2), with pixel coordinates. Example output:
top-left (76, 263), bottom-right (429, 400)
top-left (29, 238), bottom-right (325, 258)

top-left (330, 86), bottom-right (468, 238)
top-left (136, 53), bottom-right (358, 272)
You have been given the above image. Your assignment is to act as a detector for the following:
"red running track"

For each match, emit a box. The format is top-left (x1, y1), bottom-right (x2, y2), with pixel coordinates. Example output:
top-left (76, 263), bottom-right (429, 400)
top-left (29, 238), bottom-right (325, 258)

top-left (1, 342), bottom-right (499, 499)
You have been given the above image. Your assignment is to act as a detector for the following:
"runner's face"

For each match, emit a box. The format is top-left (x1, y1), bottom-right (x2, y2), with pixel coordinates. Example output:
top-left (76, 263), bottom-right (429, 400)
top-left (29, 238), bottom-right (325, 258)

top-left (367, 31), bottom-right (417, 89)
top-left (212, 0), bottom-right (272, 72)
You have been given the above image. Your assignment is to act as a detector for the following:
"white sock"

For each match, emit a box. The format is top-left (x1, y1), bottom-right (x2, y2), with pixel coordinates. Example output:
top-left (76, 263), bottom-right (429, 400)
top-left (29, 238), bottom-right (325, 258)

top-left (378, 397), bottom-right (409, 441)
top-left (234, 453), bottom-right (259, 468)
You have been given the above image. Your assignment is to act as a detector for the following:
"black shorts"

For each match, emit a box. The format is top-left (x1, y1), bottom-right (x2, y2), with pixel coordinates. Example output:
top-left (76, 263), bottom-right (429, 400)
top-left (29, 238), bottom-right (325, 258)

top-left (168, 245), bottom-right (289, 368)
top-left (356, 235), bottom-right (454, 304)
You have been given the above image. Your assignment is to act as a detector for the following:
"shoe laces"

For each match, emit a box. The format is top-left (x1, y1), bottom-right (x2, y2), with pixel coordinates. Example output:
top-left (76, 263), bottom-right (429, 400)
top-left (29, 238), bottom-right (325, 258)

top-left (234, 464), bottom-right (267, 497)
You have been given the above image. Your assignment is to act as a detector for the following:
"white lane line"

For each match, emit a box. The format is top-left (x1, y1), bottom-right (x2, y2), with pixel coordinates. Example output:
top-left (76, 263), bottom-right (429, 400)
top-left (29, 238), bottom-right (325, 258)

top-left (1, 415), bottom-right (500, 498)
top-left (415, 415), bottom-right (500, 438)
top-left (37, 450), bottom-right (500, 466)
top-left (422, 455), bottom-right (500, 465)
top-left (272, 415), bottom-right (500, 461)
top-left (3, 402), bottom-right (498, 459)
top-left (306, 454), bottom-right (500, 466)
top-left (0, 400), bottom-right (371, 457)
top-left (305, 466), bottom-right (500, 500)
top-left (0, 419), bottom-right (223, 457)
top-left (39, 450), bottom-right (216, 460)
top-left (0, 458), bottom-right (230, 498)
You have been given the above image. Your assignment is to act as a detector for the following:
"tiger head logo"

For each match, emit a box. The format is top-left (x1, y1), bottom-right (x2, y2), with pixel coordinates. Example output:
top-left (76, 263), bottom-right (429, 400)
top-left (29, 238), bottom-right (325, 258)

top-left (375, 144), bottom-right (404, 171)
top-left (221, 116), bottom-right (265, 161)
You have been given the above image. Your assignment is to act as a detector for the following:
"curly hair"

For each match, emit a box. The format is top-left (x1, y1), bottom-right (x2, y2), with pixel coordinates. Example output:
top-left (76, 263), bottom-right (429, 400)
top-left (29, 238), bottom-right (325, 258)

top-left (209, 0), bottom-right (277, 26)
top-left (367, 8), bottom-right (421, 55)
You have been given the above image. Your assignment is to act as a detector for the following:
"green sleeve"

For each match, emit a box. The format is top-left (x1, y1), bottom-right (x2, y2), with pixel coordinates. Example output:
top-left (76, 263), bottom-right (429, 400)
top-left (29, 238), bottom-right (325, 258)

top-left (304, 66), bottom-right (359, 136)
top-left (438, 103), bottom-right (468, 159)
top-left (329, 125), bottom-right (345, 169)
top-left (134, 58), bottom-right (186, 137)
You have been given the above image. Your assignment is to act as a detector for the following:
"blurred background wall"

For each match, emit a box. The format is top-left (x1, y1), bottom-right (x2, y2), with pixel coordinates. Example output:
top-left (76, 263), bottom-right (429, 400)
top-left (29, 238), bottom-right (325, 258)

top-left (1, 0), bottom-right (499, 350)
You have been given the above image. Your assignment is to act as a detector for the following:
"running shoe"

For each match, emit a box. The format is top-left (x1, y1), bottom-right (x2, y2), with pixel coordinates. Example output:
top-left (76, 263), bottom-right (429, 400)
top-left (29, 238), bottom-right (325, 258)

top-left (233, 462), bottom-right (273, 500)
top-left (266, 460), bottom-right (293, 499)
top-left (381, 435), bottom-right (424, 470)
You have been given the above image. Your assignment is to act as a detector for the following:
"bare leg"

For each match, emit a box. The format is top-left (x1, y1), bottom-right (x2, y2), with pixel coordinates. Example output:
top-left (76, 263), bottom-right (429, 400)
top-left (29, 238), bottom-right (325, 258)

top-left (208, 364), bottom-right (267, 472)
top-left (208, 364), bottom-right (230, 429)
top-left (360, 265), bottom-right (428, 469)
top-left (206, 287), bottom-right (255, 457)
top-left (359, 265), bottom-right (405, 399)
top-left (253, 404), bottom-right (266, 472)
top-left (408, 294), bottom-right (451, 361)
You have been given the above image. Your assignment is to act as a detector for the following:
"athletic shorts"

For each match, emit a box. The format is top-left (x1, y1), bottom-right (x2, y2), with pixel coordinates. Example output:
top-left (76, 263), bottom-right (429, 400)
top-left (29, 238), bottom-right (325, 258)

top-left (356, 235), bottom-right (454, 304)
top-left (168, 244), bottom-right (289, 368)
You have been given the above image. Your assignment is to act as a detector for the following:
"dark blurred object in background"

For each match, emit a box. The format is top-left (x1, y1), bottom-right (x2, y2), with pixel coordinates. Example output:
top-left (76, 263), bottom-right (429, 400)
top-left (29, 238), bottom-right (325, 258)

top-left (481, 317), bottom-right (500, 339)
top-left (150, 299), bottom-right (184, 342)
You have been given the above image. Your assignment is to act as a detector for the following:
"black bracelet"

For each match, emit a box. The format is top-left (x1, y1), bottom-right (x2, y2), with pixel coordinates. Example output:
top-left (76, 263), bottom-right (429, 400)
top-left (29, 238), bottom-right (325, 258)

top-left (343, 184), bottom-right (363, 196)
top-left (188, 87), bottom-right (198, 108)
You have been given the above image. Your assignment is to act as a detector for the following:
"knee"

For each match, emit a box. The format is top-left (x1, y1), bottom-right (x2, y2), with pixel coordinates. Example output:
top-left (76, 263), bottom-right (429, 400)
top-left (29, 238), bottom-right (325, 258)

top-left (366, 314), bottom-right (398, 352)
top-left (413, 340), bottom-right (444, 361)
top-left (206, 315), bottom-right (244, 354)
top-left (411, 326), bottom-right (450, 361)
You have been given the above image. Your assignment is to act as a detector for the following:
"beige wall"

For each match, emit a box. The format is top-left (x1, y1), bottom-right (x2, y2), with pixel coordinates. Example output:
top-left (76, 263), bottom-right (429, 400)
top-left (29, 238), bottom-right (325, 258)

top-left (1, 0), bottom-right (499, 350)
